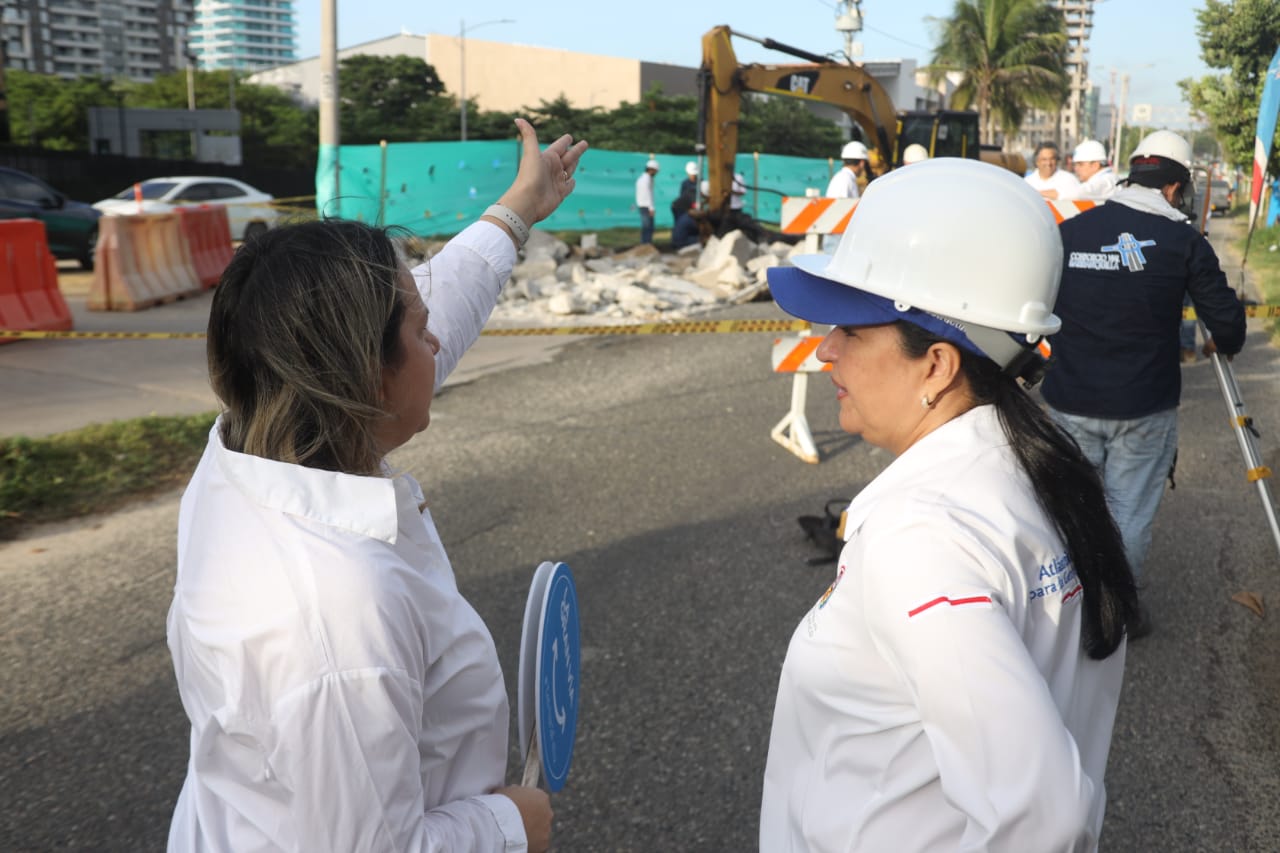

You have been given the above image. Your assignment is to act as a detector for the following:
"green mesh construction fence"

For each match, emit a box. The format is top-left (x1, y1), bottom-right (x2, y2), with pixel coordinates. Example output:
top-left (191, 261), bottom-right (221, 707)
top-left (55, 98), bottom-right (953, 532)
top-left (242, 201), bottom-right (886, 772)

top-left (316, 142), bottom-right (839, 236)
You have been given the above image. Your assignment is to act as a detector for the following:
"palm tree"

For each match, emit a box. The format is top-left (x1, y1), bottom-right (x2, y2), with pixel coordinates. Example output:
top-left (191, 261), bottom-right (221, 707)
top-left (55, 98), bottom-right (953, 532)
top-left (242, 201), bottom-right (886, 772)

top-left (927, 0), bottom-right (1070, 146)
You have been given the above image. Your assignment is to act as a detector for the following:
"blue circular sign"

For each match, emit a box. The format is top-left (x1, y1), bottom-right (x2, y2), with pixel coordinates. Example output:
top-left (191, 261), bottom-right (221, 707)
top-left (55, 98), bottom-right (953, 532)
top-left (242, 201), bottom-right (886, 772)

top-left (535, 562), bottom-right (580, 792)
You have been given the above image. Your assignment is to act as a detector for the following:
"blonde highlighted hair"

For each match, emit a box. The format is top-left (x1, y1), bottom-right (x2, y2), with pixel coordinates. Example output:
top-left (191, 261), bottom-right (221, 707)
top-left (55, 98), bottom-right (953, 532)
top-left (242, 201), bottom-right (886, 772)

top-left (208, 219), bottom-right (418, 475)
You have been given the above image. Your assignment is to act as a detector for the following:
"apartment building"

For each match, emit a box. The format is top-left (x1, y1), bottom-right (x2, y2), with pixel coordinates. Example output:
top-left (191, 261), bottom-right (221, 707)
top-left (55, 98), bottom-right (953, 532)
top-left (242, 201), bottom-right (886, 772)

top-left (1012, 0), bottom-right (1097, 156)
top-left (2, 0), bottom-right (193, 80)
top-left (189, 0), bottom-right (295, 71)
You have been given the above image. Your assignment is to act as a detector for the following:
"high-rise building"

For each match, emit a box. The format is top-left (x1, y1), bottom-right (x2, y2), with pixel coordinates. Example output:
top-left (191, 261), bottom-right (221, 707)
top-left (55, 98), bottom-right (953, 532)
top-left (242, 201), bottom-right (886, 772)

top-left (2, 0), bottom-right (193, 80)
top-left (1011, 0), bottom-right (1096, 155)
top-left (1058, 0), bottom-right (1094, 144)
top-left (189, 0), bottom-right (296, 71)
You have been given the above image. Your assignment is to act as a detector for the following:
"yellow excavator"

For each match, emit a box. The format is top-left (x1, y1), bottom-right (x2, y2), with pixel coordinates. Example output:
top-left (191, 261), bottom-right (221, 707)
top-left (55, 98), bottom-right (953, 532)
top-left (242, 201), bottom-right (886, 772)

top-left (696, 25), bottom-right (1026, 235)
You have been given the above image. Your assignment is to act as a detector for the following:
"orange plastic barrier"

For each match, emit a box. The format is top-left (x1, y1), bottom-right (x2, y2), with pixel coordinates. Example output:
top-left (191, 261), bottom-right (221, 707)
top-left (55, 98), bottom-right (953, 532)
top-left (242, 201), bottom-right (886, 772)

top-left (178, 205), bottom-right (235, 288)
top-left (89, 213), bottom-right (203, 311)
top-left (0, 219), bottom-right (73, 344)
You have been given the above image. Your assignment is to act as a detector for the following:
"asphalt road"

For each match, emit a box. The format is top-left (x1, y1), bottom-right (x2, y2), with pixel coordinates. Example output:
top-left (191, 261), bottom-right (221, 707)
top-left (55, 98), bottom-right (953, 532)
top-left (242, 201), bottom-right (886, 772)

top-left (2, 221), bottom-right (1279, 851)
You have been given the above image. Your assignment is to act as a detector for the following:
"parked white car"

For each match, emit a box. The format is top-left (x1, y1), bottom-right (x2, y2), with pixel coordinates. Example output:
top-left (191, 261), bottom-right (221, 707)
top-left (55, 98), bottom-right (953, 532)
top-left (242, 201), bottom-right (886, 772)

top-left (94, 176), bottom-right (278, 241)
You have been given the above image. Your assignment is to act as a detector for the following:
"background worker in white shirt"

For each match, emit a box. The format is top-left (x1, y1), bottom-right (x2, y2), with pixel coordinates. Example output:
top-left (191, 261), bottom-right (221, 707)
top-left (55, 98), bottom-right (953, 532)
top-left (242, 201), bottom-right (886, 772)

top-left (822, 140), bottom-right (869, 252)
top-left (1071, 138), bottom-right (1120, 201)
top-left (166, 118), bottom-right (587, 853)
top-left (635, 158), bottom-right (659, 244)
top-left (762, 159), bottom-right (1138, 852)
top-left (1025, 141), bottom-right (1082, 200)
top-left (825, 140), bottom-right (869, 200)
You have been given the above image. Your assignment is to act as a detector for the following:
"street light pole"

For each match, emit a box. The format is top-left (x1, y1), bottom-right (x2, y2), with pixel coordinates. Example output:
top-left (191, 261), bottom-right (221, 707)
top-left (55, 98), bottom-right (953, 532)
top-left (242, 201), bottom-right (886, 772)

top-left (459, 18), bottom-right (514, 142)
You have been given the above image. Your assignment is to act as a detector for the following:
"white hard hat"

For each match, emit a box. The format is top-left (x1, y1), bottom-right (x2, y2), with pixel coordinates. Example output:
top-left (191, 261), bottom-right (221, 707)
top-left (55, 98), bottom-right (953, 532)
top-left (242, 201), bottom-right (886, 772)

top-left (1129, 130), bottom-right (1192, 170)
top-left (902, 143), bottom-right (929, 165)
top-left (699, 179), bottom-right (709, 195)
top-left (685, 161), bottom-right (698, 176)
top-left (840, 140), bottom-right (869, 161)
top-left (1072, 139), bottom-right (1108, 163)
top-left (645, 159), bottom-right (661, 171)
top-left (768, 159), bottom-right (1062, 364)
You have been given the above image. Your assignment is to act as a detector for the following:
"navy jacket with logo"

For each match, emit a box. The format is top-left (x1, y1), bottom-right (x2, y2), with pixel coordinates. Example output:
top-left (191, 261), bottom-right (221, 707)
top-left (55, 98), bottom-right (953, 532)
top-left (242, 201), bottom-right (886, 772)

top-left (1041, 201), bottom-right (1246, 419)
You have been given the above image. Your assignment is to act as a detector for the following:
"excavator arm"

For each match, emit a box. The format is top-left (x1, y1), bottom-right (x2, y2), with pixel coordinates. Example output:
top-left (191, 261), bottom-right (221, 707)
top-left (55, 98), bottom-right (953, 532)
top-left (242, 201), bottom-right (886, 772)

top-left (698, 25), bottom-right (898, 227)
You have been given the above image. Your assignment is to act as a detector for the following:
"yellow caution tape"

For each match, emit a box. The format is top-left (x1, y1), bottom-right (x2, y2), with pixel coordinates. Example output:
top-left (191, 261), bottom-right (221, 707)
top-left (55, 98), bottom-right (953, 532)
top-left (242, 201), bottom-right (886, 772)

top-left (0, 319), bottom-right (812, 341)
top-left (1184, 304), bottom-right (1280, 319)
top-left (9, 304), bottom-right (1280, 340)
top-left (0, 330), bottom-right (207, 340)
top-left (1246, 465), bottom-right (1272, 482)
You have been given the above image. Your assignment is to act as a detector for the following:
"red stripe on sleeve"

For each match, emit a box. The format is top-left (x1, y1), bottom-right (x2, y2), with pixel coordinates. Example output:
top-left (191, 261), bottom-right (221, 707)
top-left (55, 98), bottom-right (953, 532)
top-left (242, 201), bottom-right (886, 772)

top-left (907, 595), bottom-right (993, 618)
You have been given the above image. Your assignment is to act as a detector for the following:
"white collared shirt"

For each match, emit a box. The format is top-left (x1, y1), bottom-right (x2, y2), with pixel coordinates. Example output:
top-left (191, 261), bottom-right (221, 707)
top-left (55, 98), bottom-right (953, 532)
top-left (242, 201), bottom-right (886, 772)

top-left (1077, 167), bottom-right (1118, 201)
top-left (825, 166), bottom-right (860, 200)
top-left (635, 172), bottom-right (655, 209)
top-left (167, 222), bottom-right (527, 852)
top-left (761, 406), bottom-right (1126, 853)
top-left (1025, 168), bottom-right (1082, 199)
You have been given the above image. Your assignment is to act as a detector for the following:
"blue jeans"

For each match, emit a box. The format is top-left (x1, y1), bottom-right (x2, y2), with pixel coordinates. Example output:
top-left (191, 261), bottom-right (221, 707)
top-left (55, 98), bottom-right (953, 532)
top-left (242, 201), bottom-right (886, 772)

top-left (671, 213), bottom-right (700, 249)
top-left (639, 208), bottom-right (654, 244)
top-left (1049, 407), bottom-right (1179, 583)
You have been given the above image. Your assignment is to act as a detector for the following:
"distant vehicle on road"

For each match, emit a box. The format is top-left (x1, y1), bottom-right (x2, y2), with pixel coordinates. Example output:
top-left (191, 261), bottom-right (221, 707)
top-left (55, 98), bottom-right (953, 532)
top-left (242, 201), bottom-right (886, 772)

top-left (0, 166), bottom-right (101, 269)
top-left (94, 176), bottom-right (277, 242)
top-left (1208, 179), bottom-right (1233, 215)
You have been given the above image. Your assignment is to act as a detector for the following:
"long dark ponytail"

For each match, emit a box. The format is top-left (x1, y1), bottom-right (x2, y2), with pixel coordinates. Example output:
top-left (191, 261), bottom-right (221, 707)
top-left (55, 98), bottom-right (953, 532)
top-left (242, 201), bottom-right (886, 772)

top-left (896, 322), bottom-right (1138, 659)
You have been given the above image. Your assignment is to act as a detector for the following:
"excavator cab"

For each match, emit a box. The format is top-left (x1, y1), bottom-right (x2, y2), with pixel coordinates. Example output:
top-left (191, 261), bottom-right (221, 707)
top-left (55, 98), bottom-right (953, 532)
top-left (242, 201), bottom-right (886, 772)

top-left (894, 110), bottom-right (1027, 175)
top-left (894, 111), bottom-right (981, 166)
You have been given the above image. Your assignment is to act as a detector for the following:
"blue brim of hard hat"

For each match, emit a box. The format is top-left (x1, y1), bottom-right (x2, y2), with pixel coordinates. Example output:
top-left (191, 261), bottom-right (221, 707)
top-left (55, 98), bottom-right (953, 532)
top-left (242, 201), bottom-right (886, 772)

top-left (766, 263), bottom-right (984, 357)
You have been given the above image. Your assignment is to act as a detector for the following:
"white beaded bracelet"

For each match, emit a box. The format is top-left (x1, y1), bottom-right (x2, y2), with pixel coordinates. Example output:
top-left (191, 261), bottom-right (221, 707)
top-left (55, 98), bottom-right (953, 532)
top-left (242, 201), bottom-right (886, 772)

top-left (483, 204), bottom-right (531, 248)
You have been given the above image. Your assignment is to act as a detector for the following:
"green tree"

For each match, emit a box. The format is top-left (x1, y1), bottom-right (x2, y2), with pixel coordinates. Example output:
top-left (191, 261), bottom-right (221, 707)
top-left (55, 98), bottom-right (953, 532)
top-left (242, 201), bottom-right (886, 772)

top-left (7, 70), bottom-right (116, 149)
top-left (582, 86), bottom-right (699, 154)
top-left (126, 70), bottom-right (318, 167)
top-left (927, 0), bottom-right (1069, 145)
top-left (738, 95), bottom-right (845, 158)
top-left (339, 54), bottom-right (446, 143)
top-left (1179, 0), bottom-right (1280, 172)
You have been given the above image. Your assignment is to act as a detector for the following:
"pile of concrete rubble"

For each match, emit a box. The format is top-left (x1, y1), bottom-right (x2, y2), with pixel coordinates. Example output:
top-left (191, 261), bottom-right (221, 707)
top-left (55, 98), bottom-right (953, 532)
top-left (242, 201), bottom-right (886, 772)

top-left (489, 229), bottom-right (808, 327)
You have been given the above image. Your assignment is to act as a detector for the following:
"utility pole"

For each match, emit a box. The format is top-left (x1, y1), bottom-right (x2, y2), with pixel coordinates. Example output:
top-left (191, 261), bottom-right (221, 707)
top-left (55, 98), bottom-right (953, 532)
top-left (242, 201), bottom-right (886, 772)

top-left (320, 0), bottom-right (339, 197)
top-left (834, 1), bottom-right (864, 62)
top-left (0, 31), bottom-right (9, 144)
top-left (186, 51), bottom-right (198, 160)
top-left (1111, 73), bottom-right (1129, 165)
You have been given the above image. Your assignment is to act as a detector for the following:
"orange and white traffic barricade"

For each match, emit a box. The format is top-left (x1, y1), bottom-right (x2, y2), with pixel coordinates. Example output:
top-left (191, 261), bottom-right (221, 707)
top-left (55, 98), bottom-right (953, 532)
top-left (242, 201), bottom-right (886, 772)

top-left (780, 196), bottom-right (859, 253)
top-left (770, 331), bottom-right (831, 464)
top-left (1044, 198), bottom-right (1096, 223)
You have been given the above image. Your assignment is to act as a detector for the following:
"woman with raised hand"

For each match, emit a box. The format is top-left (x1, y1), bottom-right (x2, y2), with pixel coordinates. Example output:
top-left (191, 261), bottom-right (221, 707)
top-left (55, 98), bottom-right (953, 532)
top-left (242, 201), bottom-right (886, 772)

top-left (166, 118), bottom-right (586, 853)
top-left (760, 158), bottom-right (1138, 852)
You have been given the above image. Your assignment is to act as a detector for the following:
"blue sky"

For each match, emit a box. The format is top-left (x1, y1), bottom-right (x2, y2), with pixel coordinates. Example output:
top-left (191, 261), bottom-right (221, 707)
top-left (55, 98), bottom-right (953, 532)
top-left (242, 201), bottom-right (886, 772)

top-left (294, 1), bottom-right (1213, 128)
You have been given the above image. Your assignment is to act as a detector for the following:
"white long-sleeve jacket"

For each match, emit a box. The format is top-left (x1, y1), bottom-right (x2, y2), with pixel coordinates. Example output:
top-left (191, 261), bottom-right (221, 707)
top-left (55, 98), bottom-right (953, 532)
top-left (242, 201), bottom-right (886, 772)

top-left (167, 223), bottom-right (526, 852)
top-left (761, 405), bottom-right (1126, 852)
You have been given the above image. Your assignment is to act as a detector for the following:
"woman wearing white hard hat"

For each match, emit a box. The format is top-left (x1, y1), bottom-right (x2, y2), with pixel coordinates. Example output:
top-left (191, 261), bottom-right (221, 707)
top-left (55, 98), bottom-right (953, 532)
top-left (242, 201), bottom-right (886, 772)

top-left (760, 158), bottom-right (1138, 852)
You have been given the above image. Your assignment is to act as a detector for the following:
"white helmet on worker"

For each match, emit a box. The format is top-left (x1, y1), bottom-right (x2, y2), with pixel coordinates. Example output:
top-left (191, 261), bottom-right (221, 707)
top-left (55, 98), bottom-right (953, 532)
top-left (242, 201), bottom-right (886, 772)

top-left (767, 158), bottom-right (1062, 368)
top-left (685, 161), bottom-right (699, 177)
top-left (902, 143), bottom-right (929, 165)
top-left (841, 140), bottom-right (870, 161)
top-left (645, 159), bottom-right (661, 171)
top-left (1127, 129), bottom-right (1193, 187)
top-left (1072, 139), bottom-right (1108, 164)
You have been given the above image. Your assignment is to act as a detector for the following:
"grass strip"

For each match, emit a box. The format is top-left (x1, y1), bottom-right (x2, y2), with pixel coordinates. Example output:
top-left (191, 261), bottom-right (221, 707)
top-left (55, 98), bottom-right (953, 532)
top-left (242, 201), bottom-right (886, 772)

top-left (1232, 216), bottom-right (1280, 342)
top-left (0, 412), bottom-right (217, 540)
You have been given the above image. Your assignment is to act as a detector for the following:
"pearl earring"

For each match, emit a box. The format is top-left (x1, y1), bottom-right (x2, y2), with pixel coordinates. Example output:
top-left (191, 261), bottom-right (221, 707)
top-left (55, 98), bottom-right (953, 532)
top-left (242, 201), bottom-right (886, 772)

top-left (921, 394), bottom-right (933, 408)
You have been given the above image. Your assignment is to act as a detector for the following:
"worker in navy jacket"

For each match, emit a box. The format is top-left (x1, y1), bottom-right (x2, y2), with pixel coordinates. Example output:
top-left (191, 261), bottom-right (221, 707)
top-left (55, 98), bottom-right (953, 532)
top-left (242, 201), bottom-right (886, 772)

top-left (1042, 130), bottom-right (1246, 639)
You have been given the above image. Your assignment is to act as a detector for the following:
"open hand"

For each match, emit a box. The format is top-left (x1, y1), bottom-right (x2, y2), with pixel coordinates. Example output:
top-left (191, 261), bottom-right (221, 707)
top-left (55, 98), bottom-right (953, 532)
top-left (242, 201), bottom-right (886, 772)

top-left (497, 118), bottom-right (590, 228)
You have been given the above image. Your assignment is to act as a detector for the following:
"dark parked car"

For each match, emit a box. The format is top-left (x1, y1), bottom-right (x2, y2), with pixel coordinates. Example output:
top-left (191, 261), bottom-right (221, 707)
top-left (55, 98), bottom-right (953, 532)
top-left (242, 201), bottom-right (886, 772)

top-left (0, 166), bottom-right (101, 269)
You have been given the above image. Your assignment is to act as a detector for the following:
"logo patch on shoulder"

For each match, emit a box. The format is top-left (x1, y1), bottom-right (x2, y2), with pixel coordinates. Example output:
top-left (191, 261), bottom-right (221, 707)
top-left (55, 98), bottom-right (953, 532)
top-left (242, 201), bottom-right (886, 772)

top-left (1101, 232), bottom-right (1157, 271)
top-left (1067, 232), bottom-right (1158, 272)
